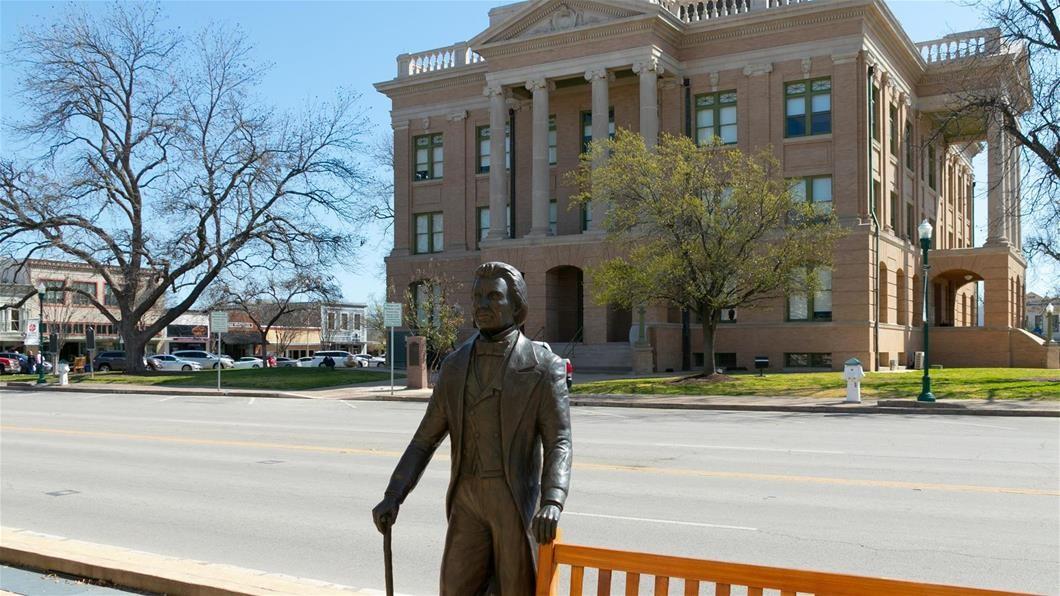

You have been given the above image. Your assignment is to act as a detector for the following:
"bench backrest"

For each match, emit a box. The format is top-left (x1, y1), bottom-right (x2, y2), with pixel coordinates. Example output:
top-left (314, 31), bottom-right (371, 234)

top-left (536, 534), bottom-right (1030, 596)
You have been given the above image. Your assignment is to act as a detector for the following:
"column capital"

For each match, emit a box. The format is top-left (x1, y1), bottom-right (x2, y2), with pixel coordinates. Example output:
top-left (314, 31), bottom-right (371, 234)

top-left (831, 50), bottom-right (859, 65)
top-left (446, 110), bottom-right (468, 122)
top-left (800, 57), bottom-right (812, 79)
top-left (742, 62), bottom-right (773, 77)
top-left (525, 78), bottom-right (554, 92)
top-left (899, 91), bottom-right (911, 106)
top-left (632, 58), bottom-right (663, 76)
top-left (584, 68), bottom-right (611, 81)
top-left (483, 84), bottom-right (509, 99)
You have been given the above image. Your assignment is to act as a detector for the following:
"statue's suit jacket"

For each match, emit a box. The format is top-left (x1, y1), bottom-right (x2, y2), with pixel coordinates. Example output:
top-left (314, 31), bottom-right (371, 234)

top-left (384, 331), bottom-right (572, 554)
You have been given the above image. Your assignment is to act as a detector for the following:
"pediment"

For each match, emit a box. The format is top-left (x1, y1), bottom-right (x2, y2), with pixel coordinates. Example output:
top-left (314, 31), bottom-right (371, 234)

top-left (470, 0), bottom-right (650, 47)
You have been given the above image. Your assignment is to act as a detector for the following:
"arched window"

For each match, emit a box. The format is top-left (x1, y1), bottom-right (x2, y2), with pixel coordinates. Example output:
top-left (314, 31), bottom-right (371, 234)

top-left (896, 270), bottom-right (907, 326)
top-left (879, 262), bottom-right (890, 324)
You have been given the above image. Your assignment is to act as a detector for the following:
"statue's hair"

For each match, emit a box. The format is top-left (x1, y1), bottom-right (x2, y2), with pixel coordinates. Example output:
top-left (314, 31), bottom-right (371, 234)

top-left (474, 261), bottom-right (528, 327)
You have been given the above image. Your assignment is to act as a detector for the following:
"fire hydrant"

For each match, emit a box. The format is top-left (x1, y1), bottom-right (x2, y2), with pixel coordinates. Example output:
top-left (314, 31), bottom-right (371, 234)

top-left (57, 361), bottom-right (70, 386)
top-left (843, 358), bottom-right (864, 403)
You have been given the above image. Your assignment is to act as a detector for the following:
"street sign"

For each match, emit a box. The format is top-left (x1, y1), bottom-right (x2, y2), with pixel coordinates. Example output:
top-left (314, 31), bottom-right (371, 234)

top-left (383, 302), bottom-right (403, 328)
top-left (209, 311), bottom-right (229, 334)
top-left (24, 319), bottom-right (40, 345)
top-left (86, 327), bottom-right (96, 350)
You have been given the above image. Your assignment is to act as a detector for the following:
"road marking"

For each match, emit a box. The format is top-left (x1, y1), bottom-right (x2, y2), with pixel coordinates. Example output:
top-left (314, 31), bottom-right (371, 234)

top-left (564, 511), bottom-right (757, 532)
top-left (248, 398), bottom-right (256, 406)
top-left (158, 396), bottom-right (178, 402)
top-left (341, 401), bottom-right (358, 409)
top-left (3, 425), bottom-right (1056, 497)
top-left (933, 419), bottom-right (1018, 431)
top-left (579, 439), bottom-right (844, 455)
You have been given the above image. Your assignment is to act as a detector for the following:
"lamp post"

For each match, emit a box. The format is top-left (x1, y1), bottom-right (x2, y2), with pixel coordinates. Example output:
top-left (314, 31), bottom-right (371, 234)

top-left (917, 219), bottom-right (935, 402)
top-left (35, 281), bottom-right (46, 385)
top-left (1046, 303), bottom-right (1055, 345)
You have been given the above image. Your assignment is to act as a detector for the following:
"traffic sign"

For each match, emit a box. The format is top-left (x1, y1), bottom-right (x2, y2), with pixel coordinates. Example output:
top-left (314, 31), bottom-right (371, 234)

top-left (209, 311), bottom-right (229, 333)
top-left (383, 303), bottom-right (403, 328)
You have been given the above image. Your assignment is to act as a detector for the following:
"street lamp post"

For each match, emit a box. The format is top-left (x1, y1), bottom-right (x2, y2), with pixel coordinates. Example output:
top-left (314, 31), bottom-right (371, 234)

top-left (917, 219), bottom-right (935, 402)
top-left (35, 281), bottom-right (46, 385)
top-left (1046, 303), bottom-right (1055, 345)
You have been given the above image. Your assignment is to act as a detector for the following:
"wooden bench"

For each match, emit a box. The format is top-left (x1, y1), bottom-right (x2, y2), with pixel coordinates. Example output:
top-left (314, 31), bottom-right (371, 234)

top-left (72, 356), bottom-right (86, 373)
top-left (536, 532), bottom-right (1030, 596)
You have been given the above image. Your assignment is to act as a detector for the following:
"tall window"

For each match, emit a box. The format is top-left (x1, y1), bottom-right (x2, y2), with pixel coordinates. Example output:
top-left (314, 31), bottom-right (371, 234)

top-left (889, 191), bottom-right (898, 231)
top-left (788, 268), bottom-right (833, 321)
top-left (927, 145), bottom-right (937, 190)
top-left (870, 84), bottom-right (880, 141)
top-left (695, 91), bottom-right (737, 145)
top-left (904, 121), bottom-right (914, 169)
top-left (414, 134), bottom-right (443, 180)
top-left (104, 284), bottom-right (119, 306)
top-left (477, 207), bottom-right (490, 244)
top-left (888, 105), bottom-right (898, 155)
top-left (581, 203), bottom-right (592, 232)
top-left (43, 282), bottom-right (64, 304)
top-left (414, 212), bottom-right (443, 254)
top-left (906, 203), bottom-right (915, 240)
top-left (785, 78), bottom-right (831, 137)
top-left (790, 176), bottom-right (832, 214)
top-left (413, 281), bottom-right (442, 326)
top-left (8, 309), bottom-right (19, 332)
top-left (548, 199), bottom-right (557, 236)
top-left (581, 109), bottom-right (615, 153)
top-left (476, 125), bottom-right (509, 174)
top-left (548, 116), bottom-right (557, 165)
top-left (341, 313), bottom-right (349, 330)
top-left (73, 282), bottom-right (97, 305)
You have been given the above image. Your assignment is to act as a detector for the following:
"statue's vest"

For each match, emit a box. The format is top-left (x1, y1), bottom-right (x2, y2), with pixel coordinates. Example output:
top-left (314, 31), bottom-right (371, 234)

top-left (461, 357), bottom-right (504, 478)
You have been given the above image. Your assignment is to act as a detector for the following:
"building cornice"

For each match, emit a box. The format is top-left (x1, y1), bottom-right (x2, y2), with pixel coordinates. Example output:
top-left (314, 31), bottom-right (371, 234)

top-left (375, 67), bottom-right (488, 99)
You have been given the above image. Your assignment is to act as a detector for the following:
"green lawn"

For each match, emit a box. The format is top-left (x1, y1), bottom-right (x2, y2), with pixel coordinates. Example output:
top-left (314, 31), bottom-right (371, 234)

top-left (1, 367), bottom-right (395, 391)
top-left (572, 368), bottom-right (1060, 400)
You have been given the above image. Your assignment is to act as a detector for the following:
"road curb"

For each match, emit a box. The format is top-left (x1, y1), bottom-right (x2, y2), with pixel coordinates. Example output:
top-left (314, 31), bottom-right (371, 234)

top-left (0, 527), bottom-right (385, 596)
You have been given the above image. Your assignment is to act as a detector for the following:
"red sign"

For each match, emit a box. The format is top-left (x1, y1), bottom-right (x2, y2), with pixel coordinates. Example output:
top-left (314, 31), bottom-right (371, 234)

top-left (191, 325), bottom-right (208, 338)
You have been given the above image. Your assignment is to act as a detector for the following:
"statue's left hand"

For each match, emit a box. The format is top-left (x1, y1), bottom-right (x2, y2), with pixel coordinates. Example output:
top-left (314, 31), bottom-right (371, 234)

top-left (531, 503), bottom-right (561, 544)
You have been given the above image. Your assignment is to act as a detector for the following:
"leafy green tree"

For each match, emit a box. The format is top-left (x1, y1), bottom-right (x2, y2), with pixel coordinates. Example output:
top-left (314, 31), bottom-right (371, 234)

top-left (402, 274), bottom-right (464, 374)
top-left (571, 131), bottom-right (844, 377)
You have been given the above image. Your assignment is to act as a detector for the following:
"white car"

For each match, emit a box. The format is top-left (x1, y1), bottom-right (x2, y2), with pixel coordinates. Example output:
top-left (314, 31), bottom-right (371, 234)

top-left (275, 357), bottom-right (300, 368)
top-left (354, 354), bottom-right (387, 368)
top-left (171, 350), bottom-right (235, 369)
top-left (148, 354), bottom-right (203, 372)
top-left (304, 350), bottom-right (359, 368)
top-left (233, 357), bottom-right (263, 369)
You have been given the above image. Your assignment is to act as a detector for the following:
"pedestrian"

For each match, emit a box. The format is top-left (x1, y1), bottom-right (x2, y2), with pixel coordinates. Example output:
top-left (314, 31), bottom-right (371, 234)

top-left (323, 355), bottom-right (335, 369)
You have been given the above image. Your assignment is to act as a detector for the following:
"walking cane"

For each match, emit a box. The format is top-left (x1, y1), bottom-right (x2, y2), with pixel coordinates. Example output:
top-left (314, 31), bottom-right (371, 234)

top-left (383, 523), bottom-right (394, 596)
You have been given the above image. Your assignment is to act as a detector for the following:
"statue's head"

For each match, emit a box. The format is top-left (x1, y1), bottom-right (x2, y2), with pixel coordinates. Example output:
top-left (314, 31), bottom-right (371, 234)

top-left (472, 261), bottom-right (528, 333)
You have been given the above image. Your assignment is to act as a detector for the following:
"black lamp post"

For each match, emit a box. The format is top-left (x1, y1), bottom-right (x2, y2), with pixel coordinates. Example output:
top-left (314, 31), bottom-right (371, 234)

top-left (35, 281), bottom-right (46, 385)
top-left (917, 219), bottom-right (935, 402)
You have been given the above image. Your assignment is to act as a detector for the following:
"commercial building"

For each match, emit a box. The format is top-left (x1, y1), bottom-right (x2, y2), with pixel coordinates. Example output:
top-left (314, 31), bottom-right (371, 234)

top-left (377, 0), bottom-right (1057, 371)
top-left (212, 301), bottom-right (369, 359)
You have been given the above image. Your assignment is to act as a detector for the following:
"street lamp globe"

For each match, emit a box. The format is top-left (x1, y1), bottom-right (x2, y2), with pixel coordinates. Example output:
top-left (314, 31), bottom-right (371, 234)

top-left (918, 219), bottom-right (933, 241)
top-left (1047, 303), bottom-right (1055, 316)
top-left (35, 281), bottom-right (46, 294)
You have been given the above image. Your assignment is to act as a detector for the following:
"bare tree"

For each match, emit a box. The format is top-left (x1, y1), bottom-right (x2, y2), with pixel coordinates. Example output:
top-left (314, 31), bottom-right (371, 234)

top-left (355, 134), bottom-right (396, 234)
top-left (1, 4), bottom-right (369, 371)
top-left (206, 270), bottom-right (338, 360)
top-left (403, 273), bottom-right (464, 374)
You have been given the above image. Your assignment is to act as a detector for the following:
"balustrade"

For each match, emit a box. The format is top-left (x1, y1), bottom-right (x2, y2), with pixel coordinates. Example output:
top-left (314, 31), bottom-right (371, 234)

top-left (396, 43), bottom-right (484, 79)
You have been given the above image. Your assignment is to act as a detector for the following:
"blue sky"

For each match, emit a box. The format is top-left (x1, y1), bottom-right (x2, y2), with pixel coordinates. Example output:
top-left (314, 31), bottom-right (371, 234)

top-left (2, 1), bottom-right (1052, 298)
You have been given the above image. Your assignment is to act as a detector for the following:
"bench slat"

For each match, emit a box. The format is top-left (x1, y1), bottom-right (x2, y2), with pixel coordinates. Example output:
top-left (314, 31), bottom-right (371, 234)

top-left (749, 588), bottom-right (763, 596)
top-left (598, 569), bottom-right (612, 596)
top-left (716, 584), bottom-right (731, 596)
top-left (653, 576), bottom-right (669, 595)
top-left (626, 572), bottom-right (640, 596)
top-left (571, 566), bottom-right (584, 596)
top-left (683, 579), bottom-right (698, 596)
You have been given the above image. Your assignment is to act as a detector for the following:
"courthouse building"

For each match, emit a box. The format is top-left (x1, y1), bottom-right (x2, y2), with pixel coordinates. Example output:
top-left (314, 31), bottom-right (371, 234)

top-left (377, 0), bottom-right (1056, 371)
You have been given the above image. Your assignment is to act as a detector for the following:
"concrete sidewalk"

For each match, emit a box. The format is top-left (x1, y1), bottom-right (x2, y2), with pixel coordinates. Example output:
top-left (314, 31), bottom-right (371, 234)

top-left (3, 380), bottom-right (1057, 416)
top-left (0, 527), bottom-right (391, 596)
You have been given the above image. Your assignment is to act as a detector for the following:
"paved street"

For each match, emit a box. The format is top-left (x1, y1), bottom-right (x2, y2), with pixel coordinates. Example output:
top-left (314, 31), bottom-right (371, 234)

top-left (1, 390), bottom-right (1057, 595)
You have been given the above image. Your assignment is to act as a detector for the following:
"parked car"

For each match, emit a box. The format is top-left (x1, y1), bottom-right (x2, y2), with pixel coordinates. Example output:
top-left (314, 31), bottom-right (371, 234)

top-left (0, 352), bottom-right (30, 374)
top-left (303, 350), bottom-right (359, 368)
top-left (275, 357), bottom-right (300, 368)
top-left (92, 351), bottom-right (149, 372)
top-left (354, 354), bottom-right (387, 368)
top-left (147, 354), bottom-right (203, 372)
top-left (233, 357), bottom-right (263, 369)
top-left (171, 350), bottom-right (235, 369)
top-left (298, 356), bottom-right (315, 366)
top-left (533, 341), bottom-right (573, 390)
top-left (0, 355), bottom-right (20, 374)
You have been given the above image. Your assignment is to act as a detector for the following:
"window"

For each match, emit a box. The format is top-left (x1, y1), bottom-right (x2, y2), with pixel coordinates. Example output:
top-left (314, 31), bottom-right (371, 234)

top-left (327, 312), bottom-right (335, 330)
top-left (888, 105), bottom-right (898, 155)
top-left (870, 84), bottom-right (880, 141)
top-left (549, 199), bottom-right (557, 236)
top-left (43, 282), bottom-right (64, 304)
top-left (927, 145), bottom-right (937, 190)
top-left (8, 309), bottom-right (19, 332)
top-left (720, 308), bottom-right (737, 323)
top-left (548, 116), bottom-right (557, 165)
top-left (788, 268), bottom-right (832, 321)
top-left (581, 109), bottom-right (615, 153)
top-left (104, 284), bottom-right (119, 306)
top-left (904, 122), bottom-right (914, 169)
top-left (906, 203), bottom-right (915, 240)
top-left (414, 134), bottom-right (443, 180)
top-left (872, 181), bottom-right (881, 220)
top-left (785, 352), bottom-right (832, 368)
top-left (790, 176), bottom-right (832, 214)
top-left (889, 191), bottom-right (898, 231)
top-left (695, 91), bottom-right (737, 145)
top-left (414, 212), bottom-right (444, 254)
top-left (413, 282), bottom-right (442, 326)
top-left (477, 207), bottom-right (490, 244)
top-left (785, 78), bottom-right (831, 137)
top-left (476, 125), bottom-right (509, 174)
top-left (354, 314), bottom-right (362, 330)
top-left (581, 203), bottom-right (592, 232)
top-left (73, 282), bottom-right (97, 305)
top-left (341, 313), bottom-right (349, 330)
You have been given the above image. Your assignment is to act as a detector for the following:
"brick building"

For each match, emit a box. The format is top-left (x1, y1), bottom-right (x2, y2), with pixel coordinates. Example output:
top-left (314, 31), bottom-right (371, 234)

top-left (377, 0), bottom-right (1057, 371)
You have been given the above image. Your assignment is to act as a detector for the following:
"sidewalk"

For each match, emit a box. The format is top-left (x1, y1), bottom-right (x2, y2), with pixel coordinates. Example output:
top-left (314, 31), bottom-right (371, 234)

top-left (3, 379), bottom-right (1057, 416)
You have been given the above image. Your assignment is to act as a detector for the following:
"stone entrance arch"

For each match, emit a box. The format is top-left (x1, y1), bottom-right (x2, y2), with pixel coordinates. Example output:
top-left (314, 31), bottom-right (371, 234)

top-left (930, 268), bottom-right (983, 327)
top-left (545, 266), bottom-right (583, 343)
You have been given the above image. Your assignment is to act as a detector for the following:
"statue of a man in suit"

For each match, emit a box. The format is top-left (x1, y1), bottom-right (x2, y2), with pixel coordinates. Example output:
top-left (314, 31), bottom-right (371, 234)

top-left (373, 261), bottom-right (572, 595)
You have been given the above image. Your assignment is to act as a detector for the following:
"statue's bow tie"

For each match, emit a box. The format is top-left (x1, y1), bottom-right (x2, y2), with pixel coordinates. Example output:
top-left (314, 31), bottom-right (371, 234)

top-left (475, 340), bottom-right (508, 357)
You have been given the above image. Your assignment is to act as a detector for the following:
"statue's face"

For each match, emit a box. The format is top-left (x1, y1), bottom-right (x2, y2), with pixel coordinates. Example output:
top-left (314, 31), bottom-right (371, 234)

top-left (472, 275), bottom-right (516, 334)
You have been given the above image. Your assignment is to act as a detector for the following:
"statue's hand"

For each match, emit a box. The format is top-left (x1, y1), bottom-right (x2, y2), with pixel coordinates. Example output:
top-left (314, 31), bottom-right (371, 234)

top-left (531, 503), bottom-right (561, 544)
top-left (372, 495), bottom-right (400, 534)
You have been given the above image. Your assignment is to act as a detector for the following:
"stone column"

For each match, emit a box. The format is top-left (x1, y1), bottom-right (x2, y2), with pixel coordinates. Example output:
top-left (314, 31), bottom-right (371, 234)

top-left (633, 59), bottom-right (661, 148)
top-left (526, 77), bottom-right (552, 237)
top-left (585, 68), bottom-right (612, 232)
top-left (485, 85), bottom-right (509, 240)
top-left (985, 117), bottom-right (1010, 246)
top-left (1008, 137), bottom-right (1021, 248)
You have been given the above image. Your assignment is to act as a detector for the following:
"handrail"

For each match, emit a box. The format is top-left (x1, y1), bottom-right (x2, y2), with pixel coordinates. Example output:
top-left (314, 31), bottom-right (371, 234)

top-left (915, 27), bottom-right (1005, 64)
top-left (537, 535), bottom-right (1033, 596)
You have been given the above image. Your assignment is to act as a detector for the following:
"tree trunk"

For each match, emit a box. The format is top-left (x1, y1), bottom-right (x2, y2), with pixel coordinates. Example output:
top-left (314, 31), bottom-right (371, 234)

top-left (124, 333), bottom-right (149, 373)
top-left (700, 312), bottom-right (720, 377)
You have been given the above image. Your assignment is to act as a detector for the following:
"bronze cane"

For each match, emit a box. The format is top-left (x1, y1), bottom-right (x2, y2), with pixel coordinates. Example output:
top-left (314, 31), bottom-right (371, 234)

top-left (383, 524), bottom-right (394, 596)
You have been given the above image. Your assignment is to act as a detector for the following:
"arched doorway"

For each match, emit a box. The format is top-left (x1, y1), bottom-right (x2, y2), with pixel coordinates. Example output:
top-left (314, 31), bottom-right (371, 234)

top-left (545, 266), bottom-right (583, 343)
top-left (930, 269), bottom-right (984, 327)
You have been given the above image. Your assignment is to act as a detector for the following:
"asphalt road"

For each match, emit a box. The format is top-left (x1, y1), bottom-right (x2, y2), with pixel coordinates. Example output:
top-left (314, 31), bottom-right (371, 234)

top-left (1, 390), bottom-right (1057, 595)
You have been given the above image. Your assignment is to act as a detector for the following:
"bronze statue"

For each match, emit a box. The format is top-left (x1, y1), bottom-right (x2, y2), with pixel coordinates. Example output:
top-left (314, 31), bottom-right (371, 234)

top-left (373, 261), bottom-right (573, 595)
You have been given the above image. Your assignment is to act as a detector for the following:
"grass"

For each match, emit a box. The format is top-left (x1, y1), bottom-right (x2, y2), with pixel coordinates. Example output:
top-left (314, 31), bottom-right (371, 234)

top-left (572, 368), bottom-right (1060, 400)
top-left (1, 367), bottom-right (396, 391)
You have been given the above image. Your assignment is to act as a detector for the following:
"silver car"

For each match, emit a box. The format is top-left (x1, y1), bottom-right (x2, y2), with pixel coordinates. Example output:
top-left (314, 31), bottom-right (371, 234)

top-left (148, 354), bottom-right (203, 372)
top-left (171, 350), bottom-right (235, 369)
